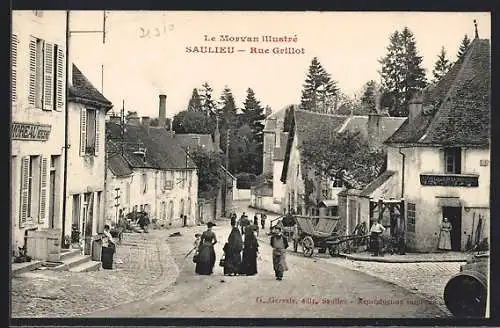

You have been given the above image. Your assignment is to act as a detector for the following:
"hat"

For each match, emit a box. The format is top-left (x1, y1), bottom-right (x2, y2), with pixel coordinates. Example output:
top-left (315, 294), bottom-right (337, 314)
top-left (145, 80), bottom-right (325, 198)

top-left (195, 233), bottom-right (201, 237)
top-left (207, 222), bottom-right (216, 228)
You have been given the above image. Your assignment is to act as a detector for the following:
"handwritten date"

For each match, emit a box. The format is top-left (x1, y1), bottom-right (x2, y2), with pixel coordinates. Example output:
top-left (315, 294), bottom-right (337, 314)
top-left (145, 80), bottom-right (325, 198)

top-left (139, 24), bottom-right (174, 39)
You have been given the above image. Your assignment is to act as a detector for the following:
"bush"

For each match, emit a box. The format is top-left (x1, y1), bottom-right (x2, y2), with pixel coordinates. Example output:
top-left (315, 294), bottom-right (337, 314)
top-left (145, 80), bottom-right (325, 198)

top-left (236, 172), bottom-right (257, 189)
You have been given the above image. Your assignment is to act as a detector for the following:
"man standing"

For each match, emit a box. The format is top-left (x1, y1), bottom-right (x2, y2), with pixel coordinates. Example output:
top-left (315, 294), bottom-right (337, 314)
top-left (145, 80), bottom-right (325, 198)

top-left (240, 212), bottom-right (250, 235)
top-left (370, 219), bottom-right (386, 256)
top-left (270, 225), bottom-right (289, 281)
top-left (260, 213), bottom-right (266, 230)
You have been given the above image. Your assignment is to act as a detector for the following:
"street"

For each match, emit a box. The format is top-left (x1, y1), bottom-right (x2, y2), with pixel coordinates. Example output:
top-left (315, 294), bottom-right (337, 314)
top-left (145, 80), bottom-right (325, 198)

top-left (87, 204), bottom-right (448, 318)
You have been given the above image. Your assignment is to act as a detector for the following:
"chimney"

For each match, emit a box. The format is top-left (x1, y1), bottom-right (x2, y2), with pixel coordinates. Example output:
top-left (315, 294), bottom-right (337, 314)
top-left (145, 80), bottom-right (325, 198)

top-left (158, 94), bottom-right (167, 127)
top-left (408, 93), bottom-right (423, 124)
top-left (141, 116), bottom-right (151, 126)
top-left (109, 115), bottom-right (121, 124)
top-left (127, 116), bottom-right (140, 126)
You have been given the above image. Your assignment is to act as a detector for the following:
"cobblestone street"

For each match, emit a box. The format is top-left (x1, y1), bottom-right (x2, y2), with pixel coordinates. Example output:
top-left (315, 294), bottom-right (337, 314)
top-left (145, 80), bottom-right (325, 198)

top-left (11, 229), bottom-right (179, 318)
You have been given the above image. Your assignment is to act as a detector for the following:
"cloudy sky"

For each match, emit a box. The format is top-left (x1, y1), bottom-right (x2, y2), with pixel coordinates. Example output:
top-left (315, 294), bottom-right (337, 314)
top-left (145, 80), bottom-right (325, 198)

top-left (69, 11), bottom-right (491, 119)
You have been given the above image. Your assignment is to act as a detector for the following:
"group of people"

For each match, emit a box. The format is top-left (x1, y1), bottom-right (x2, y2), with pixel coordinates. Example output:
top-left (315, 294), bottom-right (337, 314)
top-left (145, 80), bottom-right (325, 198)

top-left (192, 212), bottom-right (288, 280)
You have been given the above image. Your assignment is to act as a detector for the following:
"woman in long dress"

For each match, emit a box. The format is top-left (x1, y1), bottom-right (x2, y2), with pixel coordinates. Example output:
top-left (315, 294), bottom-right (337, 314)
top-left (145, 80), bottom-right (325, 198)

top-left (271, 225), bottom-right (288, 280)
top-left (438, 217), bottom-right (452, 251)
top-left (195, 222), bottom-right (217, 275)
top-left (223, 218), bottom-right (243, 276)
top-left (240, 226), bottom-right (259, 276)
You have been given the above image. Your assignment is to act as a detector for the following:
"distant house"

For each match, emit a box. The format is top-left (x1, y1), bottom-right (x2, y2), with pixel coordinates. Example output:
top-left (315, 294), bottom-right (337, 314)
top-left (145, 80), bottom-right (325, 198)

top-left (349, 37), bottom-right (491, 252)
top-left (281, 108), bottom-right (405, 232)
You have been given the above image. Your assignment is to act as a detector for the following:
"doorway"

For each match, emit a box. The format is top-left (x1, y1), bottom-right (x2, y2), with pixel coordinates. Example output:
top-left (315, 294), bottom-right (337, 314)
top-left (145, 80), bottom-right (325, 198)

top-left (442, 206), bottom-right (462, 251)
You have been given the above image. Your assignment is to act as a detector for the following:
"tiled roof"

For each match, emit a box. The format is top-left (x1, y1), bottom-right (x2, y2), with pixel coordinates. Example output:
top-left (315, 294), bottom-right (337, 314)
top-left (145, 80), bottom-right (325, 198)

top-left (359, 170), bottom-right (396, 197)
top-left (107, 144), bottom-right (133, 177)
top-left (174, 133), bottom-right (217, 152)
top-left (273, 132), bottom-right (288, 161)
top-left (338, 116), bottom-right (369, 137)
top-left (106, 123), bottom-right (196, 170)
top-left (69, 65), bottom-right (113, 111)
top-left (385, 39), bottom-right (490, 146)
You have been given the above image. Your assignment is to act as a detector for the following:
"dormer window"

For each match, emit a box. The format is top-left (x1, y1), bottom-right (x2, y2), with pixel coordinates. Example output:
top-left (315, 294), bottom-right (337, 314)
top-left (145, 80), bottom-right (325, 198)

top-left (444, 147), bottom-right (461, 174)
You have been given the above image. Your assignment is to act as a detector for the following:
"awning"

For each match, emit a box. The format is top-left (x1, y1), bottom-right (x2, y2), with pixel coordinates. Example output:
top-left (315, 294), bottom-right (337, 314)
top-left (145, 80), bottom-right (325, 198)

top-left (318, 199), bottom-right (338, 207)
top-left (436, 197), bottom-right (462, 207)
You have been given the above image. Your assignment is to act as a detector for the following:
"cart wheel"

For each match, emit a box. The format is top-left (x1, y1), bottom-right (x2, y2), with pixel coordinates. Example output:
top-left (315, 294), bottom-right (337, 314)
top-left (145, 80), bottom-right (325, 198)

top-left (329, 245), bottom-right (339, 257)
top-left (302, 236), bottom-right (314, 257)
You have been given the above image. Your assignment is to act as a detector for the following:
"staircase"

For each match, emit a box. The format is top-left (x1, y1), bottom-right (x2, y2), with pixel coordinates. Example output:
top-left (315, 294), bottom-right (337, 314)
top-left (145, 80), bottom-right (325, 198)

top-left (49, 248), bottom-right (101, 272)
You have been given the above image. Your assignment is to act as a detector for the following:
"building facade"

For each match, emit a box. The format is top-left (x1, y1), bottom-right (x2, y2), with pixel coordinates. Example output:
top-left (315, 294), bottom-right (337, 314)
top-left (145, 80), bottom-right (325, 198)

top-left (11, 11), bottom-right (66, 249)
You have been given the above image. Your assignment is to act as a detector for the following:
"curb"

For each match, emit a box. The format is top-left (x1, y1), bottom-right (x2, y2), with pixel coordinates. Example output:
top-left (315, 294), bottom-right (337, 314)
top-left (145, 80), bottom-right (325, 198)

top-left (339, 253), bottom-right (467, 263)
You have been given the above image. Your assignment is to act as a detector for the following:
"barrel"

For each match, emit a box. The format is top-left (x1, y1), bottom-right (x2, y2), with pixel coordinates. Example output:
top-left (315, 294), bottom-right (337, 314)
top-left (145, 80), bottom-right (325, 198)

top-left (444, 270), bottom-right (487, 317)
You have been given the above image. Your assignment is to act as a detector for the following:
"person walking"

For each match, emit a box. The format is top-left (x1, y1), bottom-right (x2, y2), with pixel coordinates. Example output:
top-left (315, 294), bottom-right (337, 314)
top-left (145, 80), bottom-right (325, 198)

top-left (438, 217), bottom-right (452, 251)
top-left (240, 226), bottom-right (259, 276)
top-left (370, 219), bottom-right (386, 256)
top-left (260, 213), bottom-right (266, 230)
top-left (195, 222), bottom-right (218, 275)
top-left (223, 217), bottom-right (243, 276)
top-left (240, 212), bottom-right (250, 235)
top-left (253, 215), bottom-right (260, 237)
top-left (270, 225), bottom-right (288, 280)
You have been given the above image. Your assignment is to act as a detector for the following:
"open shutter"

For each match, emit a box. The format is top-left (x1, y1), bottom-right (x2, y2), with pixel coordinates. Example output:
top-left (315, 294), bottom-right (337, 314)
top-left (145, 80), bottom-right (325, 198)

top-left (43, 43), bottom-right (54, 110)
top-left (19, 157), bottom-right (30, 227)
top-left (80, 108), bottom-right (87, 156)
top-left (11, 34), bottom-right (18, 103)
top-left (38, 157), bottom-right (48, 224)
top-left (94, 111), bottom-right (100, 156)
top-left (28, 37), bottom-right (37, 106)
top-left (55, 46), bottom-right (64, 111)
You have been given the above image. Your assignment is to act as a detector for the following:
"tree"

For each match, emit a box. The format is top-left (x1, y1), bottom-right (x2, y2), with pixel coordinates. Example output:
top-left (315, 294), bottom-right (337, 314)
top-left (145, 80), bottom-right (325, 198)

top-left (188, 148), bottom-right (224, 197)
top-left (379, 27), bottom-right (427, 116)
top-left (300, 57), bottom-right (338, 113)
top-left (457, 34), bottom-right (471, 60)
top-left (241, 88), bottom-right (266, 174)
top-left (360, 80), bottom-right (380, 113)
top-left (172, 110), bottom-right (216, 134)
top-left (299, 129), bottom-right (386, 189)
top-left (432, 46), bottom-right (453, 84)
top-left (333, 92), bottom-right (365, 116)
top-left (216, 86), bottom-right (239, 153)
top-left (187, 88), bottom-right (203, 112)
top-left (199, 82), bottom-right (216, 117)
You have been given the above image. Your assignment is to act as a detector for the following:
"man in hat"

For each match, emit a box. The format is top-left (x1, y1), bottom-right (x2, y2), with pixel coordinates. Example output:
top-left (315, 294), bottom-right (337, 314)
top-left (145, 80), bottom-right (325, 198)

top-left (270, 225), bottom-right (289, 281)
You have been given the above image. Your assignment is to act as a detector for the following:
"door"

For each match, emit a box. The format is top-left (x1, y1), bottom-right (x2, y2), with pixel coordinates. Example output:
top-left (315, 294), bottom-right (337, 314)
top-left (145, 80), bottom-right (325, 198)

top-left (442, 206), bottom-right (462, 251)
top-left (49, 170), bottom-right (56, 228)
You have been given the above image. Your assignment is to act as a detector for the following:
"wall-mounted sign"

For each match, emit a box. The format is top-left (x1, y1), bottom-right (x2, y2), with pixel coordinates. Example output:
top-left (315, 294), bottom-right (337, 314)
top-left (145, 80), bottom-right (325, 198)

top-left (420, 174), bottom-right (479, 187)
top-left (12, 122), bottom-right (51, 141)
top-left (480, 159), bottom-right (489, 167)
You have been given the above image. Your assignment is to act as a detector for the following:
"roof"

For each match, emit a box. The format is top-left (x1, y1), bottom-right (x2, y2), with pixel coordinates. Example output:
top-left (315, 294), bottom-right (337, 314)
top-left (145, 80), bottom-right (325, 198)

top-left (69, 65), bottom-right (113, 111)
top-left (106, 123), bottom-right (196, 171)
top-left (174, 133), bottom-right (217, 152)
top-left (385, 39), bottom-right (490, 146)
top-left (359, 170), bottom-right (396, 197)
top-left (273, 132), bottom-right (288, 161)
top-left (337, 116), bottom-right (369, 137)
top-left (107, 148), bottom-right (133, 177)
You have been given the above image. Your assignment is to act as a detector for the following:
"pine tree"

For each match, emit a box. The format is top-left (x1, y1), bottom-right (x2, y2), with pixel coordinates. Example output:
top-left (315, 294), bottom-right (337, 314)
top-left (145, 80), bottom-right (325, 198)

top-left (457, 34), bottom-right (471, 60)
top-left (187, 88), bottom-right (203, 112)
top-left (242, 88), bottom-right (266, 174)
top-left (360, 80), bottom-right (379, 113)
top-left (300, 57), bottom-right (338, 113)
top-left (217, 86), bottom-right (238, 153)
top-left (379, 27), bottom-right (427, 117)
top-left (432, 46), bottom-right (452, 84)
top-left (199, 82), bottom-right (216, 117)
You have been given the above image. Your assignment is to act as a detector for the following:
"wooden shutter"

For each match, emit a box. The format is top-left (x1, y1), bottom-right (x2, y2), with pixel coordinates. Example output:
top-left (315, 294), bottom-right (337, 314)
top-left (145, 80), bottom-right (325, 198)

top-left (38, 157), bottom-right (48, 224)
top-left (11, 34), bottom-right (18, 103)
top-left (94, 111), bottom-right (100, 156)
top-left (80, 108), bottom-right (87, 156)
top-left (43, 43), bottom-right (54, 110)
top-left (28, 37), bottom-right (37, 106)
top-left (19, 157), bottom-right (30, 227)
top-left (55, 46), bottom-right (64, 111)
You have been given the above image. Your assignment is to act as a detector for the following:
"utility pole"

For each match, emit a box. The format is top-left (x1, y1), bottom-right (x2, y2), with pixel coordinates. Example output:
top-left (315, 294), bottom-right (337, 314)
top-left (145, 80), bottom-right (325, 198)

top-left (223, 128), bottom-right (230, 217)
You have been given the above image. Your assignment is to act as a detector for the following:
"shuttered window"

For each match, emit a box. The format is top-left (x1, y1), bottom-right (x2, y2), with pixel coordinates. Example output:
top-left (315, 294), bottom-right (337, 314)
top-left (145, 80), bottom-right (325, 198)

top-left (43, 43), bottom-right (54, 110)
top-left (38, 157), bottom-right (48, 224)
top-left (80, 108), bottom-right (99, 157)
top-left (28, 37), bottom-right (37, 106)
top-left (55, 46), bottom-right (64, 111)
top-left (19, 157), bottom-right (30, 227)
top-left (19, 156), bottom-right (41, 226)
top-left (80, 108), bottom-right (87, 156)
top-left (11, 34), bottom-right (18, 103)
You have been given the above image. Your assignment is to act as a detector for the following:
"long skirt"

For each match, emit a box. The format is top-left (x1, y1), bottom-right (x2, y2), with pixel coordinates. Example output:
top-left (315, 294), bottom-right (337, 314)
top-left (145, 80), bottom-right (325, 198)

top-left (272, 249), bottom-right (288, 277)
top-left (240, 247), bottom-right (258, 275)
top-left (438, 230), bottom-right (452, 250)
top-left (195, 244), bottom-right (215, 275)
top-left (224, 250), bottom-right (242, 275)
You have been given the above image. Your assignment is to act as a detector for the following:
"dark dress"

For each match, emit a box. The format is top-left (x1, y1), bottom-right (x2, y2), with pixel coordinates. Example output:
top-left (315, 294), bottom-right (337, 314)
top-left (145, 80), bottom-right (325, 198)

top-left (240, 226), bottom-right (259, 275)
top-left (195, 230), bottom-right (217, 275)
top-left (223, 227), bottom-right (243, 275)
top-left (271, 234), bottom-right (289, 279)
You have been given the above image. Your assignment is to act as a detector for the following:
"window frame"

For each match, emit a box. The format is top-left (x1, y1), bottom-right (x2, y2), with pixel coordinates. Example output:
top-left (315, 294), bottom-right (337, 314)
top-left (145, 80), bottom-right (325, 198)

top-left (407, 202), bottom-right (416, 233)
top-left (444, 147), bottom-right (462, 174)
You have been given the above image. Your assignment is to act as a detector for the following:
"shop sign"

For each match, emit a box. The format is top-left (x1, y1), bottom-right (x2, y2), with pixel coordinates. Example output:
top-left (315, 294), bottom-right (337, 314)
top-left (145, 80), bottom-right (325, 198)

top-left (12, 122), bottom-right (51, 141)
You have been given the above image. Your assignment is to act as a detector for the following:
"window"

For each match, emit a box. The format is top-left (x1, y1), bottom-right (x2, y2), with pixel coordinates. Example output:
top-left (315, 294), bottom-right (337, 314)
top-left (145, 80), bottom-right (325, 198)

top-left (444, 147), bottom-right (461, 174)
top-left (407, 203), bottom-right (416, 233)
top-left (142, 173), bottom-right (147, 194)
top-left (164, 170), bottom-right (174, 189)
top-left (28, 36), bottom-right (64, 110)
top-left (80, 108), bottom-right (100, 156)
top-left (11, 34), bottom-right (18, 103)
top-left (19, 156), bottom-right (46, 227)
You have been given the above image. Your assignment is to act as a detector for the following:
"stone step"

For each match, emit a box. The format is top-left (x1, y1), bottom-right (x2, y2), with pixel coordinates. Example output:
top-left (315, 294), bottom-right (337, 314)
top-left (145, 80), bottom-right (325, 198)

top-left (12, 260), bottom-right (43, 276)
top-left (69, 260), bottom-right (101, 273)
top-left (52, 255), bottom-right (92, 271)
top-left (59, 249), bottom-right (81, 261)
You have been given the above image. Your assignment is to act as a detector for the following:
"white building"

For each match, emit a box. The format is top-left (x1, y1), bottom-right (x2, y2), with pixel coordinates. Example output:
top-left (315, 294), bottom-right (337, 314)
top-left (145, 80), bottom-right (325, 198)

top-left (11, 11), bottom-right (66, 249)
top-left (64, 64), bottom-right (113, 252)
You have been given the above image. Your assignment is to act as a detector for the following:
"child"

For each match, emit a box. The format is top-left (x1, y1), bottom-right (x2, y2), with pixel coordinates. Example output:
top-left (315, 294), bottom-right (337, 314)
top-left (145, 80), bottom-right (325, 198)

top-left (192, 233), bottom-right (201, 261)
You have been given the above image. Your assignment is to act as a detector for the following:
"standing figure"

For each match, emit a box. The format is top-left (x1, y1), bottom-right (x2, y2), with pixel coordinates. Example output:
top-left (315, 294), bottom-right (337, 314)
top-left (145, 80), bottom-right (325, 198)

top-left (240, 226), bottom-right (259, 276)
top-left (195, 222), bottom-right (218, 275)
top-left (370, 219), bottom-right (386, 256)
top-left (270, 225), bottom-right (288, 280)
top-left (438, 218), bottom-right (452, 251)
top-left (261, 213), bottom-right (266, 230)
top-left (253, 215), bottom-right (260, 237)
top-left (183, 215), bottom-right (188, 227)
top-left (223, 217), bottom-right (243, 276)
top-left (240, 212), bottom-right (250, 235)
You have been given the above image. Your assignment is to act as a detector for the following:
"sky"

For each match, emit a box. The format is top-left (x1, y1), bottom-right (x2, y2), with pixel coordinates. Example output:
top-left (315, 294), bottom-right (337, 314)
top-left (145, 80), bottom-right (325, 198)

top-left (69, 11), bottom-right (491, 119)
